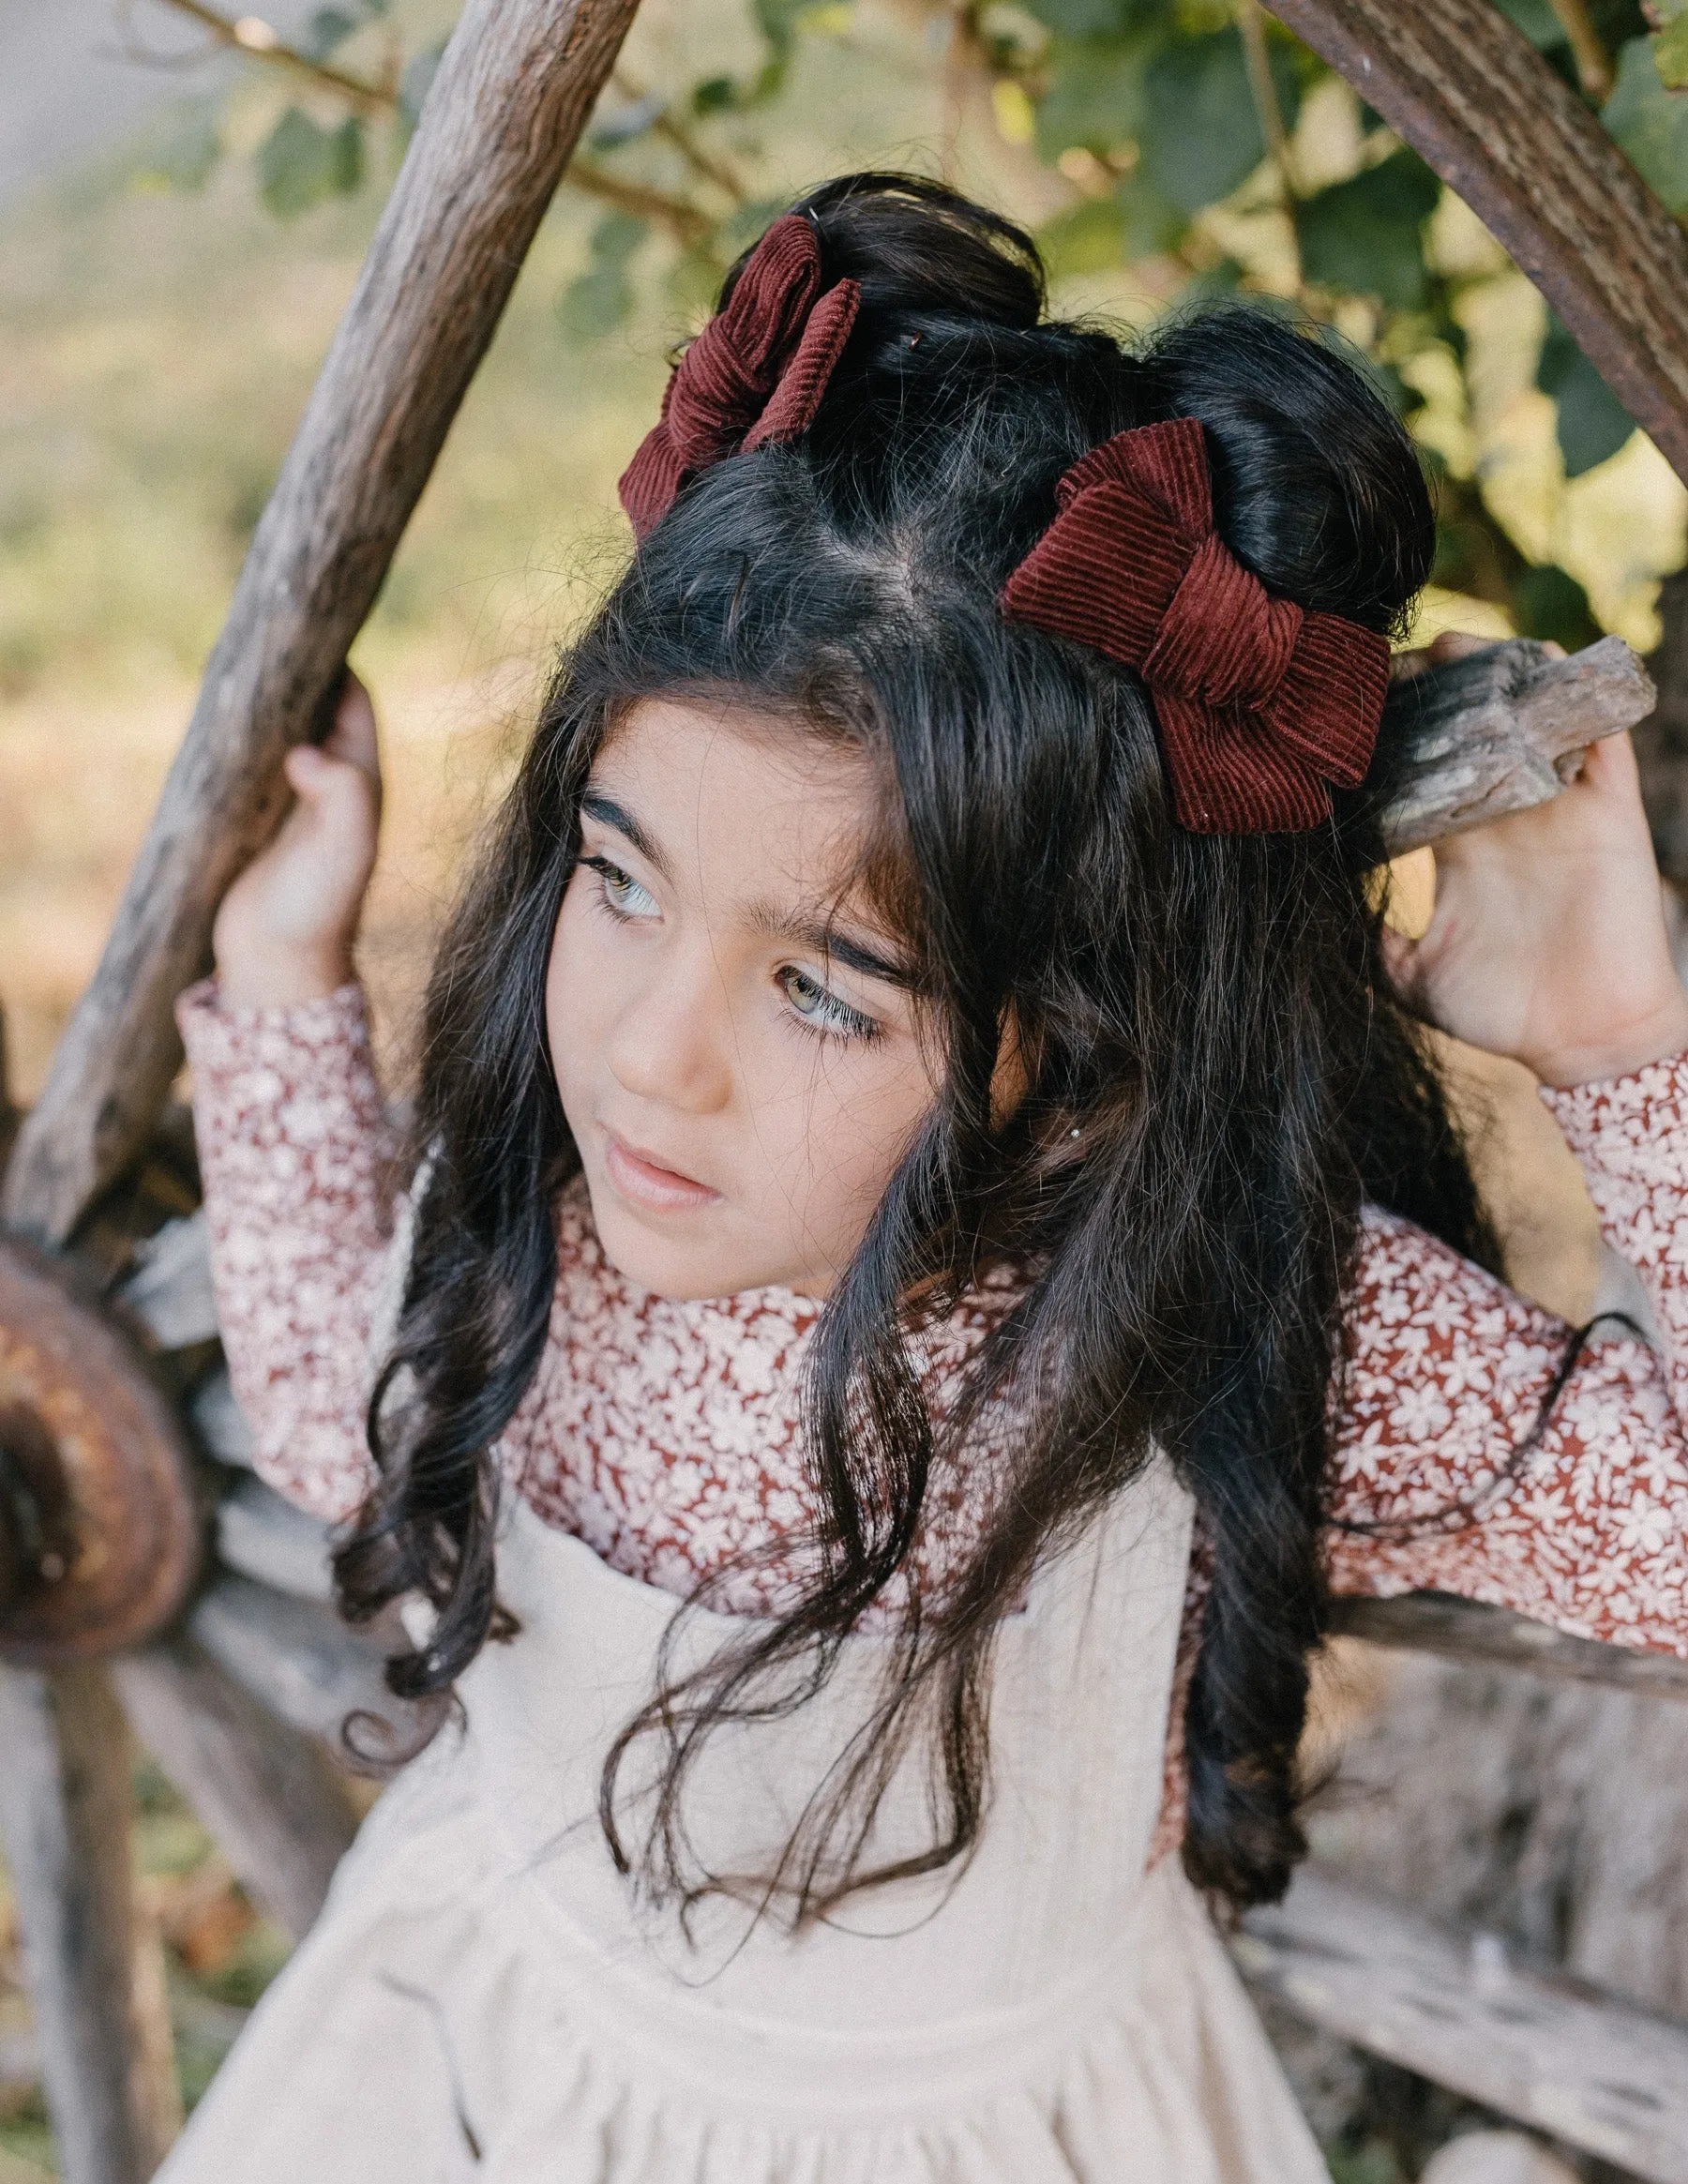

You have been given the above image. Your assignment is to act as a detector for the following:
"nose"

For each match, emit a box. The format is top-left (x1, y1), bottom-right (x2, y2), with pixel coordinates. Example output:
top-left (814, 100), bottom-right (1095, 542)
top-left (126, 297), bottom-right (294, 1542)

top-left (602, 942), bottom-right (734, 1116)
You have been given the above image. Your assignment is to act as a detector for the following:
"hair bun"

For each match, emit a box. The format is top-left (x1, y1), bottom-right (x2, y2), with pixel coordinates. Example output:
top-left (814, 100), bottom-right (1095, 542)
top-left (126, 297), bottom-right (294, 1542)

top-left (764, 173), bottom-right (1045, 335)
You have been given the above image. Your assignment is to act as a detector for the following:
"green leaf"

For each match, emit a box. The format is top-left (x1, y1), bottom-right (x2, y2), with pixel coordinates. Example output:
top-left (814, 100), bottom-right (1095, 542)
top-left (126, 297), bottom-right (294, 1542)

top-left (1491, 0), bottom-right (1569, 49)
top-left (692, 76), bottom-right (737, 115)
top-left (558, 212), bottom-right (649, 340)
top-left (1141, 27), bottom-right (1298, 212)
top-left (1295, 149), bottom-right (1439, 309)
top-left (1657, 14), bottom-right (1688, 86)
top-left (256, 109), bottom-right (363, 218)
top-left (1536, 314), bottom-right (1636, 474)
top-left (1120, 175), bottom-right (1189, 256)
top-left (1604, 34), bottom-right (1688, 210)
top-left (1020, 0), bottom-right (1169, 36)
top-left (1513, 564), bottom-right (1601, 650)
top-left (1036, 193), bottom-right (1128, 277)
top-left (1037, 33), bottom-right (1157, 157)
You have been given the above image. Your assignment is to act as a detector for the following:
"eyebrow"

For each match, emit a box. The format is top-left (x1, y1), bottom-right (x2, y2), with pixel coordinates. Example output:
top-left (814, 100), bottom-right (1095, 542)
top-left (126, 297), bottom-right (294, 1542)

top-left (580, 791), bottom-right (671, 881)
top-left (581, 786), bottom-right (915, 988)
top-left (752, 905), bottom-right (917, 989)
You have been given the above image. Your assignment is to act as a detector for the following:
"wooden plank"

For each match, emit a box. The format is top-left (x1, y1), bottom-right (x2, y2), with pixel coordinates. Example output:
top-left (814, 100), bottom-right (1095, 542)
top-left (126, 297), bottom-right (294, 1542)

top-left (1, 0), bottom-right (644, 1248)
top-left (214, 1472), bottom-right (336, 1603)
top-left (188, 1571), bottom-right (421, 1755)
top-left (1379, 636), bottom-right (1654, 853)
top-left (1327, 1590), bottom-right (1688, 1699)
top-left (113, 1633), bottom-right (359, 1939)
top-left (1236, 1864), bottom-right (1688, 2182)
top-left (1259, 0), bottom-right (1688, 490)
top-left (0, 1666), bottom-right (153, 2184)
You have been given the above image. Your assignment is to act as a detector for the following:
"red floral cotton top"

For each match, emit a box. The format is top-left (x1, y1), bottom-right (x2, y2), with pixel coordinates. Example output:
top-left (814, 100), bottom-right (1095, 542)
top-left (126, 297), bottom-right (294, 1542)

top-left (177, 980), bottom-right (1688, 1855)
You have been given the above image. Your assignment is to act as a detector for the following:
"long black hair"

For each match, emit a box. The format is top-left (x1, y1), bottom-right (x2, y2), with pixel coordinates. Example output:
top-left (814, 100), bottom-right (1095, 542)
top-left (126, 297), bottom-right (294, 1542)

top-left (335, 173), bottom-right (1499, 1917)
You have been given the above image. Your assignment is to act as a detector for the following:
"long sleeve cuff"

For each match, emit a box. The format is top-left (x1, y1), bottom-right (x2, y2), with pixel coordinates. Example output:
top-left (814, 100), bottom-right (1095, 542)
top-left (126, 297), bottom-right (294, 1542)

top-left (1540, 1051), bottom-right (1688, 1273)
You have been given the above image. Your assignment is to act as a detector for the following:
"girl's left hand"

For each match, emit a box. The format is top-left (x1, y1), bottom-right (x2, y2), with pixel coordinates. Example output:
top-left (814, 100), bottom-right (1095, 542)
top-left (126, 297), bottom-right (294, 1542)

top-left (1386, 633), bottom-right (1688, 1088)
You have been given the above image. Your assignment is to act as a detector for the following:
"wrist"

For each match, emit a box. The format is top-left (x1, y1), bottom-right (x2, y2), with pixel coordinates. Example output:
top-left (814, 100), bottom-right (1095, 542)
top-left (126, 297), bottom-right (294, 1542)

top-left (1522, 991), bottom-right (1688, 1088)
top-left (214, 941), bottom-right (356, 1012)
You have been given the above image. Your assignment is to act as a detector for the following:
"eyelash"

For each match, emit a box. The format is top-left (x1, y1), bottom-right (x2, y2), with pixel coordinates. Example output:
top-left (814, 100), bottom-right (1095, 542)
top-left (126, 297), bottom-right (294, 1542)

top-left (578, 853), bottom-right (882, 1047)
top-left (580, 853), bottom-right (658, 923)
top-left (777, 966), bottom-right (882, 1047)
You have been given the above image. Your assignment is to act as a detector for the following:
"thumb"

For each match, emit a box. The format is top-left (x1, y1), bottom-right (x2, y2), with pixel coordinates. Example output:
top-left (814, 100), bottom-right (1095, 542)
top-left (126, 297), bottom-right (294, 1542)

top-left (282, 743), bottom-right (379, 850)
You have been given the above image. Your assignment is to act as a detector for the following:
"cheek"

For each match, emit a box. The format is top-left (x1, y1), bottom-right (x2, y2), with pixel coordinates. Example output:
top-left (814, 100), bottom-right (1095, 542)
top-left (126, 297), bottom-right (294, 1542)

top-left (756, 1038), bottom-right (935, 1234)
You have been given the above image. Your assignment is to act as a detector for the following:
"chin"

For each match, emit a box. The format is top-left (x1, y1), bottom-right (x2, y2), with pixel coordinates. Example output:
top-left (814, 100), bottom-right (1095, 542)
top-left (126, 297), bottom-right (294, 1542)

top-left (582, 1181), bottom-right (794, 1303)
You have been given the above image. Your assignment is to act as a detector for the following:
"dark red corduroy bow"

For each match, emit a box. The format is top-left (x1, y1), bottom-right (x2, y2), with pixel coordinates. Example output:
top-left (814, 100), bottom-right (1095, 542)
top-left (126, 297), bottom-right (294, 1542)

top-left (618, 215), bottom-right (861, 540)
top-left (1000, 417), bottom-right (1391, 833)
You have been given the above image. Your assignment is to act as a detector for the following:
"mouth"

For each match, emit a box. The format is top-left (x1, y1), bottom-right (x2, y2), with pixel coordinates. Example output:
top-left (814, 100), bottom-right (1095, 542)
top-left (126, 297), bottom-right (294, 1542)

top-left (601, 1131), bottom-right (722, 1212)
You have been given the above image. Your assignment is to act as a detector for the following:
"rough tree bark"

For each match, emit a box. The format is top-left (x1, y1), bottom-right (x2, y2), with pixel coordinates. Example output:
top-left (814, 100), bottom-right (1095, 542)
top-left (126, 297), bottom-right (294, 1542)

top-left (1258, 0), bottom-right (1688, 493)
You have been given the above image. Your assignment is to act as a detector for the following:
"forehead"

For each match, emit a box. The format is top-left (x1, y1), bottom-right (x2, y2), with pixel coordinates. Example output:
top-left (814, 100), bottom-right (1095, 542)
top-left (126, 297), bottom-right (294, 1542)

top-left (589, 697), bottom-right (877, 903)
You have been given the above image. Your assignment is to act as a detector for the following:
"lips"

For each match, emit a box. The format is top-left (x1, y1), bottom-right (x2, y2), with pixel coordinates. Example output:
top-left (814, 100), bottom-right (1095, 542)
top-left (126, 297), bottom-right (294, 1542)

top-left (601, 1131), bottom-right (721, 1212)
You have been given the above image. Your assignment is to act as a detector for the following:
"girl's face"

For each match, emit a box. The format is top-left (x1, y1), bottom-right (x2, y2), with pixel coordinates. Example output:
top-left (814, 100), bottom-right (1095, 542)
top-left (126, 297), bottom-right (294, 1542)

top-left (546, 698), bottom-right (936, 1300)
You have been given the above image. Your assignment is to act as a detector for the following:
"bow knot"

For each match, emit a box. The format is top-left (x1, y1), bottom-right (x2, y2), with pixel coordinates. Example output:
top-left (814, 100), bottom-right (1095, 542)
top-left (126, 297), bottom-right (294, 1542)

top-left (1001, 417), bottom-right (1390, 833)
top-left (619, 215), bottom-right (860, 540)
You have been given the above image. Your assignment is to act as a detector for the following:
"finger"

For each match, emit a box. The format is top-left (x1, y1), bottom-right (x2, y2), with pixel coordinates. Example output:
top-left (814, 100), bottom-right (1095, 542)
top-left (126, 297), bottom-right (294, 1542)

top-left (282, 743), bottom-right (381, 846)
top-left (321, 670), bottom-right (381, 783)
top-left (1426, 630), bottom-right (1493, 664)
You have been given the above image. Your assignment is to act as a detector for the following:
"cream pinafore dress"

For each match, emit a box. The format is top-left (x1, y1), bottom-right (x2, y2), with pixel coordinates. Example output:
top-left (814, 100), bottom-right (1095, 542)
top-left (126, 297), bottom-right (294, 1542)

top-left (158, 1462), bottom-right (1330, 2181)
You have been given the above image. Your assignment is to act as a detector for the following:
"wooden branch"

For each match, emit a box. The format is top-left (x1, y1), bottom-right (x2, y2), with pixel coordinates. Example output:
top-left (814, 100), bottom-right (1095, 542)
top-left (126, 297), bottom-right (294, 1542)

top-left (189, 1364), bottom-right (254, 1468)
top-left (611, 69), bottom-right (747, 203)
top-left (1327, 1589), bottom-right (1688, 1700)
top-left (1236, 1864), bottom-right (1688, 2181)
top-left (1259, 0), bottom-right (1688, 490)
top-left (113, 1633), bottom-right (359, 1938)
top-left (566, 157), bottom-right (712, 241)
top-left (1378, 635), bottom-right (1655, 854)
top-left (215, 1471), bottom-right (335, 1602)
top-left (0, 1668), bottom-right (154, 2184)
top-left (188, 1570), bottom-right (419, 1753)
top-left (147, 0), bottom-right (399, 112)
top-left (1, 0), bottom-right (643, 1247)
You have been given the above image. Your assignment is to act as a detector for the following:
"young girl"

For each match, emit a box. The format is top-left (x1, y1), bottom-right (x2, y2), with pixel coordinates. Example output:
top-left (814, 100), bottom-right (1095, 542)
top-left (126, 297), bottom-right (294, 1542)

top-left (160, 175), bottom-right (1688, 2183)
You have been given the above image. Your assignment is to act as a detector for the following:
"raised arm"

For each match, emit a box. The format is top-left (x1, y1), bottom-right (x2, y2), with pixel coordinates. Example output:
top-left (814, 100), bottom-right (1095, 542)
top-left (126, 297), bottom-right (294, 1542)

top-left (180, 982), bottom-right (396, 1521)
top-left (1329, 636), bottom-right (1688, 1648)
top-left (181, 671), bottom-right (393, 1522)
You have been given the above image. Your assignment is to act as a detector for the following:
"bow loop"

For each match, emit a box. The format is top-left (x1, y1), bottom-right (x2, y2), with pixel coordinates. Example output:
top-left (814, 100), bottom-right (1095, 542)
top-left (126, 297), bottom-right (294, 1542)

top-left (1000, 417), bottom-right (1391, 834)
top-left (619, 215), bottom-right (860, 539)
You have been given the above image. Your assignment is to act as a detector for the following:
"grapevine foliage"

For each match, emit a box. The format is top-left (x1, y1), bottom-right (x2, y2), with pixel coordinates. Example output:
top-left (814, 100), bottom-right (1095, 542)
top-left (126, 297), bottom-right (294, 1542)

top-left (133, 0), bottom-right (1688, 646)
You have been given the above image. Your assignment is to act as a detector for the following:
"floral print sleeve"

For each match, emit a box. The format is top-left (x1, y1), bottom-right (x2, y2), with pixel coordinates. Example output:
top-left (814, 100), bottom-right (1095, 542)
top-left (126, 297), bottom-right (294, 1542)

top-left (1325, 1052), bottom-right (1688, 1653)
top-left (177, 979), bottom-right (397, 1523)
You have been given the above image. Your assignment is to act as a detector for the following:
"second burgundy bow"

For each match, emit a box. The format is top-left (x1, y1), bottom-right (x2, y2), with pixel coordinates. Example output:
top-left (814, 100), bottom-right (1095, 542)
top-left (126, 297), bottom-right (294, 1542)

top-left (1000, 417), bottom-right (1391, 834)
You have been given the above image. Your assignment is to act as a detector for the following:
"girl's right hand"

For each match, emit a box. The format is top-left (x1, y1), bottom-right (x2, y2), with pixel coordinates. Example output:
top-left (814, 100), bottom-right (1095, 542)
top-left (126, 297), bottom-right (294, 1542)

top-left (212, 671), bottom-right (383, 1009)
